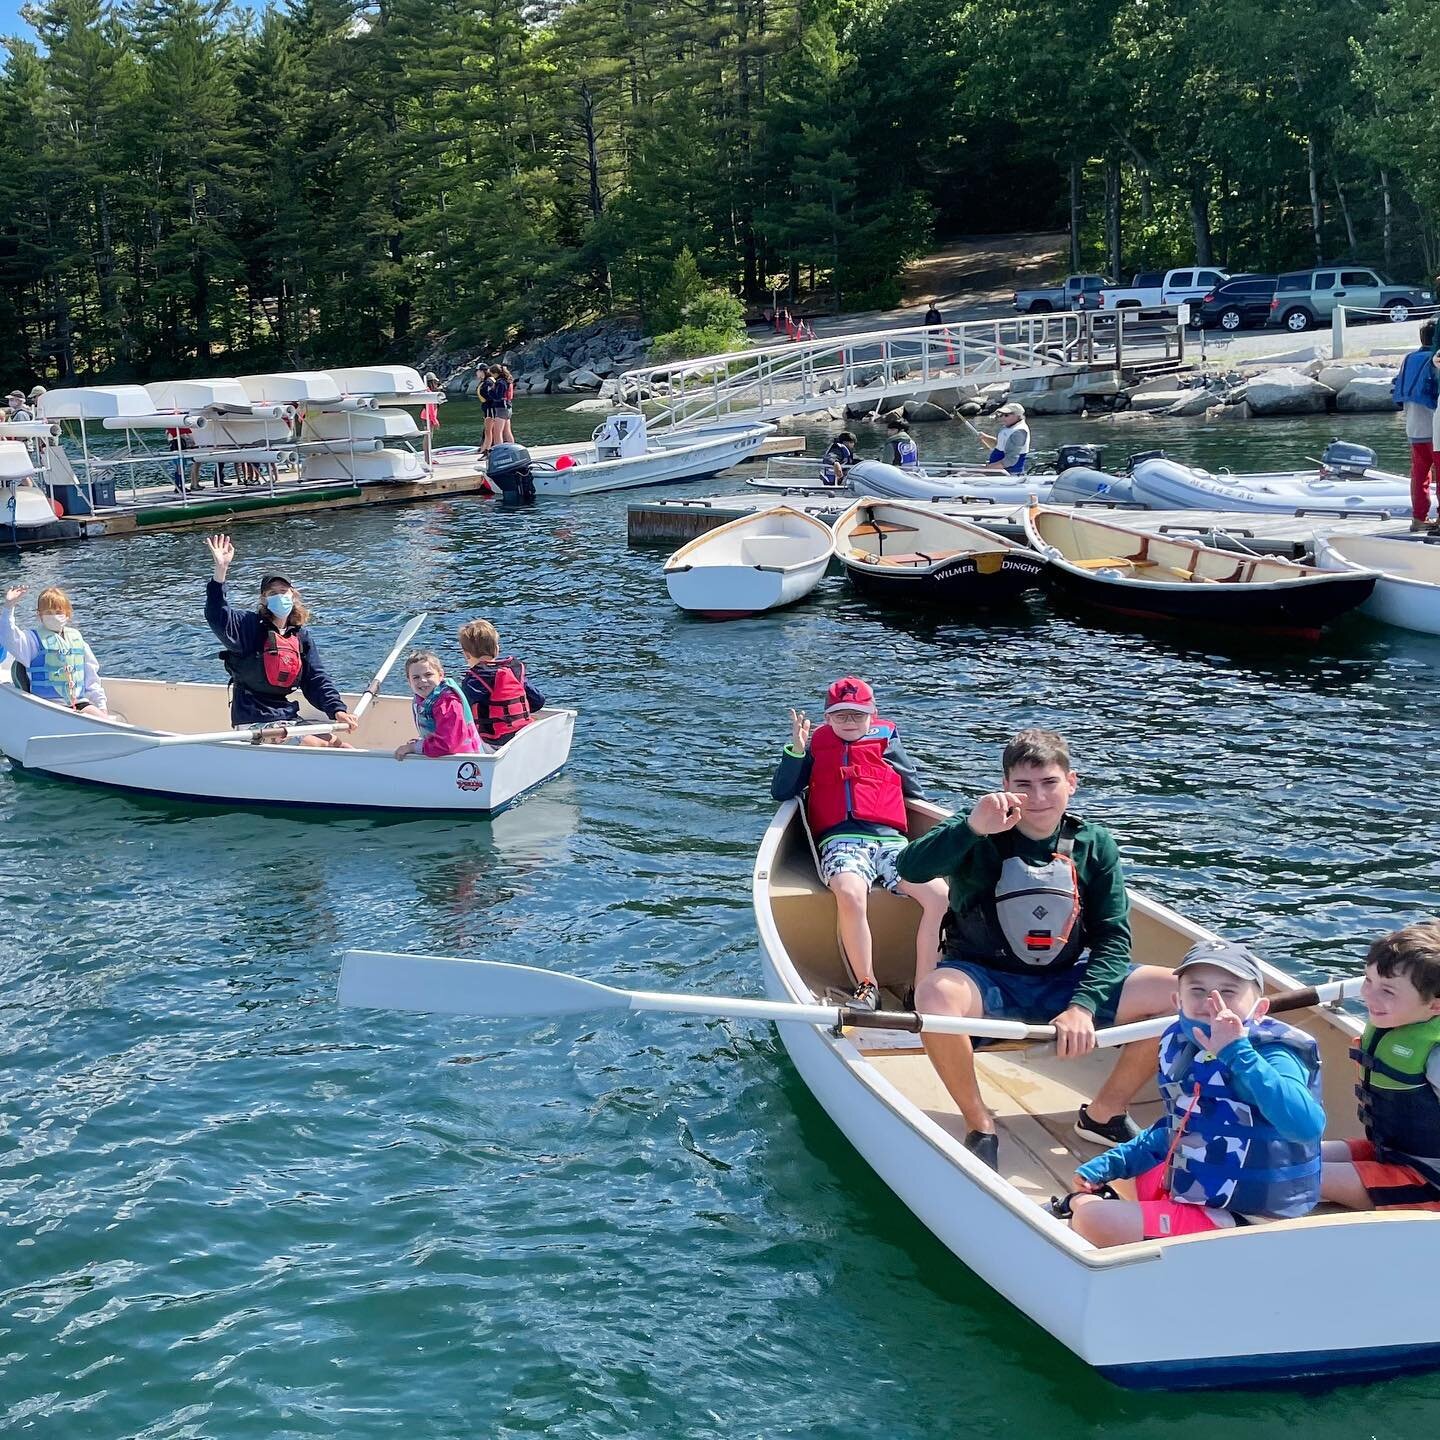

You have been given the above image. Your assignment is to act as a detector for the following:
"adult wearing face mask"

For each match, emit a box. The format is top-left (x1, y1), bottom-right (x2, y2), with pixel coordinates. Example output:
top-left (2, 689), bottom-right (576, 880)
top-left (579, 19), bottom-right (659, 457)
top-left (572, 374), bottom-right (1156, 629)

top-left (203, 534), bottom-right (358, 745)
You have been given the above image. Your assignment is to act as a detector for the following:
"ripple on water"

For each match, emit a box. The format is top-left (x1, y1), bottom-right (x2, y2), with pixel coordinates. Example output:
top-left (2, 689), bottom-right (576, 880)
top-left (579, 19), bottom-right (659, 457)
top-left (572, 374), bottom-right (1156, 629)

top-left (1, 418), bottom-right (1439, 1434)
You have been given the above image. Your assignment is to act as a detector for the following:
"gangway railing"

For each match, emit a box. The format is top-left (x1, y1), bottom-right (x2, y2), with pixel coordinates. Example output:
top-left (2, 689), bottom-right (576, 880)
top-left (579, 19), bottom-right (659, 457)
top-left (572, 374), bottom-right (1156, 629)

top-left (622, 311), bottom-right (1184, 431)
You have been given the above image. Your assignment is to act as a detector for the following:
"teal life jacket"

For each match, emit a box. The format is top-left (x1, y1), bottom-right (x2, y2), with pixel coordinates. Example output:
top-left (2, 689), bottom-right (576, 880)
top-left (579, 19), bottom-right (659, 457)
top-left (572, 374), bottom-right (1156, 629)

top-left (412, 677), bottom-right (480, 747)
top-left (1353, 1017), bottom-right (1440, 1188)
top-left (28, 625), bottom-right (86, 706)
top-left (1158, 1016), bottom-right (1322, 1219)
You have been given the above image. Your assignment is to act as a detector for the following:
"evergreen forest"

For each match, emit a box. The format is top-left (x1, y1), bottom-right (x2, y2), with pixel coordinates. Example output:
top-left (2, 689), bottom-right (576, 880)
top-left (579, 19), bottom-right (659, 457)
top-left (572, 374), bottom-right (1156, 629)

top-left (3, 0), bottom-right (1439, 381)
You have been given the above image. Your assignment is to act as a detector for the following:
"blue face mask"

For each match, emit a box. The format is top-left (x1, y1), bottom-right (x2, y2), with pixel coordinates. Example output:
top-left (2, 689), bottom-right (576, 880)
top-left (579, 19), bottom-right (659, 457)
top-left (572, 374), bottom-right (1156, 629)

top-left (265, 592), bottom-right (294, 620)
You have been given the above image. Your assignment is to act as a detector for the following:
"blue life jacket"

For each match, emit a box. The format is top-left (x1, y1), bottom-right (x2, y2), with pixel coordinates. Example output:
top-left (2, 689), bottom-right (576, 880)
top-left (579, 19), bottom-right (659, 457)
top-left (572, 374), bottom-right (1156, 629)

top-left (413, 677), bottom-right (471, 739)
top-left (28, 625), bottom-right (86, 705)
top-left (1158, 1016), bottom-right (1322, 1219)
top-left (1392, 350), bottom-right (1438, 410)
top-left (890, 435), bottom-right (918, 467)
top-left (821, 441), bottom-right (853, 486)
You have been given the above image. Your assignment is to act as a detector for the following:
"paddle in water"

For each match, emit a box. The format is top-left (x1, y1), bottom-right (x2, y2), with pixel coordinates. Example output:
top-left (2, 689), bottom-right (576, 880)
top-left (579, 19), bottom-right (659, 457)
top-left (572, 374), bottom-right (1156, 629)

top-left (338, 951), bottom-right (1363, 1050)
top-left (25, 612), bottom-right (428, 768)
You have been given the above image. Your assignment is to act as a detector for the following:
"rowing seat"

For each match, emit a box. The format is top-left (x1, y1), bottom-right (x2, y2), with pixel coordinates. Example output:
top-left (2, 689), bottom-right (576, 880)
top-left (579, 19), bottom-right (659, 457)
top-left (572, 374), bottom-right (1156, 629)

top-left (850, 520), bottom-right (918, 537)
top-left (1073, 556), bottom-right (1138, 570)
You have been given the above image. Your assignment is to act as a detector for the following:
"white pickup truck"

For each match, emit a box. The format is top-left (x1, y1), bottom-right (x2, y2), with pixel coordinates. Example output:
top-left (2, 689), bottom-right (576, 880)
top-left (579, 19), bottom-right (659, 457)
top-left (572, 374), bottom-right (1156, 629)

top-left (1098, 267), bottom-right (1229, 318)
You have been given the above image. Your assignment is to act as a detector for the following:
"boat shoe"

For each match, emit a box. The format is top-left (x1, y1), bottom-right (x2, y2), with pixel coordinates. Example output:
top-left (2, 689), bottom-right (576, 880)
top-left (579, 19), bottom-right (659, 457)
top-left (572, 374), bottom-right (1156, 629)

top-left (964, 1130), bottom-right (999, 1171)
top-left (1073, 1104), bottom-right (1140, 1146)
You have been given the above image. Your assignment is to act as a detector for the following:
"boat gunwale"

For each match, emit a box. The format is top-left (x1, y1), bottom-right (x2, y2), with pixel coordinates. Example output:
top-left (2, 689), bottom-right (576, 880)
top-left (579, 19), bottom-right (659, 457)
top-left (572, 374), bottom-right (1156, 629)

top-left (662, 502), bottom-right (833, 573)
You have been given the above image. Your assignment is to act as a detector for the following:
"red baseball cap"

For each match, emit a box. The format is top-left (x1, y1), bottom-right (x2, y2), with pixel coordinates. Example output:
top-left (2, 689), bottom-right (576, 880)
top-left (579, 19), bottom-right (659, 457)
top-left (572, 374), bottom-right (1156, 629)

top-left (824, 676), bottom-right (876, 713)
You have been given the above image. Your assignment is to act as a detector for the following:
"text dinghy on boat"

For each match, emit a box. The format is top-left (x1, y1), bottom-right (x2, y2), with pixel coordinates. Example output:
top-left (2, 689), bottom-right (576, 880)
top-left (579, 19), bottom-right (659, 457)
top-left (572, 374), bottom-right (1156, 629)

top-left (1313, 530), bottom-right (1440, 636)
top-left (754, 796), bottom-right (1440, 1389)
top-left (663, 503), bottom-right (832, 618)
top-left (0, 669), bottom-right (574, 815)
top-left (1023, 505), bottom-right (1376, 637)
top-left (831, 497), bottom-right (1044, 609)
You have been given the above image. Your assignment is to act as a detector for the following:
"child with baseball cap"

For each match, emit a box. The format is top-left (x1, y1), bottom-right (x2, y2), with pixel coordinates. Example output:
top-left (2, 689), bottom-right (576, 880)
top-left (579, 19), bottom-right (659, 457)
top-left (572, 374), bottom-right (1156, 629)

top-left (1066, 939), bottom-right (1326, 1246)
top-left (770, 676), bottom-right (950, 1011)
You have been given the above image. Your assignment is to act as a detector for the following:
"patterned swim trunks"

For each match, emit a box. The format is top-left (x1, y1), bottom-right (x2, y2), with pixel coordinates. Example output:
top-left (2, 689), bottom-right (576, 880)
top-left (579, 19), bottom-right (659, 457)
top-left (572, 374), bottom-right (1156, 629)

top-left (817, 835), bottom-right (906, 893)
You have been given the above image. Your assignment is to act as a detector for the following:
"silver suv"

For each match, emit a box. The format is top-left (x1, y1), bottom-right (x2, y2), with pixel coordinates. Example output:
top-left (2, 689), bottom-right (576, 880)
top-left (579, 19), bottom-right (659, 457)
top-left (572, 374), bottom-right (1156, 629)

top-left (1268, 267), bottom-right (1425, 331)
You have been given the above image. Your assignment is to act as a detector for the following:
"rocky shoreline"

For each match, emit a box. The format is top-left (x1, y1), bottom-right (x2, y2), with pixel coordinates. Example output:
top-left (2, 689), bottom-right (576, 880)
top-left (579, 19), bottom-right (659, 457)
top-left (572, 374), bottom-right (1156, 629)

top-left (418, 319), bottom-right (648, 400)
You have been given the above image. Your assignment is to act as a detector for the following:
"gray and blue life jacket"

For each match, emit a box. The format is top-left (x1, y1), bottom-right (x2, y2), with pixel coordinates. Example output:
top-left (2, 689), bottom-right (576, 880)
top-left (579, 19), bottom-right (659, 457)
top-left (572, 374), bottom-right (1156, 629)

top-left (1159, 1017), bottom-right (1322, 1219)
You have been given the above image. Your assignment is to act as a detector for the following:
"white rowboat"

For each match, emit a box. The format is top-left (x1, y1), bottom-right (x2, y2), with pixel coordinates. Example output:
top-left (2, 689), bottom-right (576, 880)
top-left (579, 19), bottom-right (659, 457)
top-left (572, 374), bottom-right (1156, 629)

top-left (1313, 531), bottom-right (1440, 636)
top-left (664, 504), bottom-right (832, 618)
top-left (0, 673), bottom-right (574, 814)
top-left (754, 797), bottom-right (1440, 1389)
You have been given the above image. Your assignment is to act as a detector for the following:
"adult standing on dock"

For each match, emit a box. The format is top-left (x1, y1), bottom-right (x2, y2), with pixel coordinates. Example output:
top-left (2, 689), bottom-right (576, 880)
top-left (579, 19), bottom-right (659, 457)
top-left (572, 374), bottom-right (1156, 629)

top-left (1393, 320), bottom-right (1438, 532)
top-left (203, 535), bottom-right (358, 745)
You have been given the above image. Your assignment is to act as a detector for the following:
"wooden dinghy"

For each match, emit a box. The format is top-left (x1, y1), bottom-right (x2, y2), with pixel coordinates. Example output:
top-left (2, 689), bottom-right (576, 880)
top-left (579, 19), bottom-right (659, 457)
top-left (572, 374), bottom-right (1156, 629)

top-left (1023, 505), bottom-right (1375, 638)
top-left (1313, 531), bottom-right (1440, 636)
top-left (754, 797), bottom-right (1440, 1389)
top-left (832, 498), bottom-right (1044, 610)
top-left (0, 671), bottom-right (574, 814)
top-left (664, 503), bottom-right (833, 619)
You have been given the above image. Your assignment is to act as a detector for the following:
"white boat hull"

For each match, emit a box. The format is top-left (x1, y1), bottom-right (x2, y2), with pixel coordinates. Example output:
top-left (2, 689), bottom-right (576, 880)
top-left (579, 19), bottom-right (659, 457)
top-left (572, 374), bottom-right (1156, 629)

top-left (664, 504), bottom-right (832, 618)
top-left (847, 460), bottom-right (1051, 505)
top-left (301, 449), bottom-right (428, 484)
top-left (1132, 458), bottom-right (1410, 515)
top-left (0, 676), bottom-right (573, 813)
top-left (534, 423), bottom-right (773, 496)
top-left (1314, 532), bottom-right (1440, 635)
top-left (4, 484), bottom-right (58, 530)
top-left (754, 798), bottom-right (1440, 1388)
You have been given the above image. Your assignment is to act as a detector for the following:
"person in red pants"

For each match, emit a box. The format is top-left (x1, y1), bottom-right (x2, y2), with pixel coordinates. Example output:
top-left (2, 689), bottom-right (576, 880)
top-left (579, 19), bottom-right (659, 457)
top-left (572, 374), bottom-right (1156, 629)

top-left (1393, 319), bottom-right (1438, 531)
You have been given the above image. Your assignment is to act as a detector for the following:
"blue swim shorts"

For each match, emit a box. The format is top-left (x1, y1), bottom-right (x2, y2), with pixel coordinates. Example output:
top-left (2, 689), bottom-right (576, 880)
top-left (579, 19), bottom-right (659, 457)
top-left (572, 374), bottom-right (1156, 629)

top-left (934, 959), bottom-right (1135, 1027)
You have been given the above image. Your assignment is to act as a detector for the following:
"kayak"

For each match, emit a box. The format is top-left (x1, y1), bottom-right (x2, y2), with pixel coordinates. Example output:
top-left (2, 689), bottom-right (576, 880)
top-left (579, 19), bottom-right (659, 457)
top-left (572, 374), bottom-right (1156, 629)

top-left (753, 796), bottom-right (1440, 1389)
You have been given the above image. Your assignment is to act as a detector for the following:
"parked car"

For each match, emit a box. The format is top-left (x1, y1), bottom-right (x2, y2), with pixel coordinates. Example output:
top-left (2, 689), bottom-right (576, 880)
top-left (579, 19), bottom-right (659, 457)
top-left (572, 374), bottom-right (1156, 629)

top-left (1267, 267), bottom-right (1427, 332)
top-left (1013, 274), bottom-right (1109, 314)
top-left (1097, 266), bottom-right (1230, 319)
top-left (1193, 274), bottom-right (1277, 332)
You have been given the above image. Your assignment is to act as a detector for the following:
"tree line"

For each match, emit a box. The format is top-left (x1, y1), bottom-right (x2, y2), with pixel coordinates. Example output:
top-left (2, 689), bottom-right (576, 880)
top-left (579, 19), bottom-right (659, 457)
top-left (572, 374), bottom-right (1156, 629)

top-left (1, 0), bottom-right (1435, 383)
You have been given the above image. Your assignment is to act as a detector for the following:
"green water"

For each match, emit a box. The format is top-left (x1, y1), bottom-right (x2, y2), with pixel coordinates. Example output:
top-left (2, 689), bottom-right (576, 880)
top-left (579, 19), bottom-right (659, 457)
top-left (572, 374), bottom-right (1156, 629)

top-left (1, 395), bottom-right (1438, 1436)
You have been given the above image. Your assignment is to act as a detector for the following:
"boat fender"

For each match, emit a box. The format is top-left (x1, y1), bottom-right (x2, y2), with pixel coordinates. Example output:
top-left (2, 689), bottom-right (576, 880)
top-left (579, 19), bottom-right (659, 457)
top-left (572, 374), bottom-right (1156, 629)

top-left (992, 818), bottom-right (1082, 966)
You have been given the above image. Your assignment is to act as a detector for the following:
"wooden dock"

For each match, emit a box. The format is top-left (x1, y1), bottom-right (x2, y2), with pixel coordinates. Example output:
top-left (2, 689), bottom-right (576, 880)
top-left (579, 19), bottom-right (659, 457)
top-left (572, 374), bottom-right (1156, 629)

top-left (625, 491), bottom-right (1412, 559)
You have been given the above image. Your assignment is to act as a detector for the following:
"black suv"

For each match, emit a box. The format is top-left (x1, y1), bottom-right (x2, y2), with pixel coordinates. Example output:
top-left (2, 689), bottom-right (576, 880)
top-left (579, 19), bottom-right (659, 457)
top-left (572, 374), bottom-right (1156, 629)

top-left (1193, 274), bottom-right (1276, 332)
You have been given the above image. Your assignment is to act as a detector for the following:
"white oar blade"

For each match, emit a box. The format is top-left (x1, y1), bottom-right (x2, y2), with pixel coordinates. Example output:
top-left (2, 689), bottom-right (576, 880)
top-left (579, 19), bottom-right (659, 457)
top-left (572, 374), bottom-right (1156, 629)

top-left (338, 950), bottom-right (633, 1018)
top-left (25, 730), bottom-right (160, 767)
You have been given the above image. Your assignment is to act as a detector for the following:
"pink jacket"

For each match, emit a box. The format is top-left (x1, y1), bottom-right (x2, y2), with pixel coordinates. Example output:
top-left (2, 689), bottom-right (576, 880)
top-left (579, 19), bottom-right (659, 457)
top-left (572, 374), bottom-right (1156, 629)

top-left (418, 685), bottom-right (484, 757)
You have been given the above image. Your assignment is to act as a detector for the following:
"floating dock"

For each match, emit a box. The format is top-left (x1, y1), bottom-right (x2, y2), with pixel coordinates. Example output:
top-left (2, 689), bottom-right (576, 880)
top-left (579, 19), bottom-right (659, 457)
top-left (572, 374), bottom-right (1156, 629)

top-left (625, 491), bottom-right (1411, 560)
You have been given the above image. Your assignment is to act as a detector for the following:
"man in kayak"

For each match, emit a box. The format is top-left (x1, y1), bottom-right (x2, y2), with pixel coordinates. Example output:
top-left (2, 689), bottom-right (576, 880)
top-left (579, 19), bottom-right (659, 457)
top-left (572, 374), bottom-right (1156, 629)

top-left (1068, 941), bottom-right (1324, 1245)
top-left (1321, 922), bottom-right (1440, 1213)
top-left (976, 402), bottom-right (1030, 474)
top-left (896, 728), bottom-right (1176, 1171)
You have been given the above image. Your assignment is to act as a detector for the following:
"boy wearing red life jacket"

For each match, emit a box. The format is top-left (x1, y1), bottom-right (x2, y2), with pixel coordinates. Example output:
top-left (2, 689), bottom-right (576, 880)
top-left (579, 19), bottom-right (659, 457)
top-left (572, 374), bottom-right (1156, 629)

top-left (458, 618), bottom-right (545, 747)
top-left (770, 676), bottom-right (950, 1012)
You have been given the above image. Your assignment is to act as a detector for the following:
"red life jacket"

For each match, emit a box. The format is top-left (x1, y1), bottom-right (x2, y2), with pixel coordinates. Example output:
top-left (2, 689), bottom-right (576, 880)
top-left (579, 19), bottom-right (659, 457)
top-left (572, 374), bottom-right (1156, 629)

top-left (805, 720), bottom-right (909, 835)
top-left (223, 628), bottom-right (304, 699)
top-left (468, 658), bottom-right (533, 742)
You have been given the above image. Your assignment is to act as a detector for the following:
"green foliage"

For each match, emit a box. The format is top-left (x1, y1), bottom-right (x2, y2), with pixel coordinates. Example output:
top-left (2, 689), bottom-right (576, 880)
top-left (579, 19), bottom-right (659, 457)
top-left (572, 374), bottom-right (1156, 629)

top-left (649, 248), bottom-right (745, 357)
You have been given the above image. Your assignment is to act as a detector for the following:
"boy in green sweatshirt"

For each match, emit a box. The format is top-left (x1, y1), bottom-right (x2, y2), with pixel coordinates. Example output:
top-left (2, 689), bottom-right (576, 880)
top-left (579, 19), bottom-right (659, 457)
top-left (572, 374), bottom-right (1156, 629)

top-left (896, 728), bottom-right (1175, 1171)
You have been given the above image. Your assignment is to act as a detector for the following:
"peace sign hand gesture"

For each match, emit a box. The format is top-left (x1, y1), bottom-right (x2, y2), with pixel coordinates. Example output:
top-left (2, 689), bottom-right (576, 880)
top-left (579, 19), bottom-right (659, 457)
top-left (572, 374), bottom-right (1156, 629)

top-left (1196, 990), bottom-right (1248, 1055)
top-left (789, 708), bottom-right (811, 752)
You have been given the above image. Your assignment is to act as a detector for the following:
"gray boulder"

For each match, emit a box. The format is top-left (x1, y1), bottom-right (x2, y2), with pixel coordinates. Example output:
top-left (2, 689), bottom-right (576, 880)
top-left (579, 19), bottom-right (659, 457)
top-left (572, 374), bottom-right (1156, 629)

top-left (568, 368), bottom-right (604, 390)
top-left (903, 400), bottom-right (952, 423)
top-left (1336, 375), bottom-right (1400, 413)
top-left (1246, 368), bottom-right (1333, 416)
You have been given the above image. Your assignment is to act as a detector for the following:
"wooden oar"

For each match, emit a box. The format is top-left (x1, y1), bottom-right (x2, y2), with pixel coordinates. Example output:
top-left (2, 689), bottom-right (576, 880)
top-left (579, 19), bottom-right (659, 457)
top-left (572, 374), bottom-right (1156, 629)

top-left (25, 612), bottom-right (427, 767)
top-left (338, 952), bottom-right (1363, 1050)
top-left (337, 951), bottom-right (1053, 1042)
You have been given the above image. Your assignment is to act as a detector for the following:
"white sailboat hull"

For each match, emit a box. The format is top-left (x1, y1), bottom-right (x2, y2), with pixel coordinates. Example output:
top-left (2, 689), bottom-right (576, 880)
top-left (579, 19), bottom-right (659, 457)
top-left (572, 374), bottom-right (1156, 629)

top-left (1314, 532), bottom-right (1440, 635)
top-left (0, 676), bottom-right (573, 814)
top-left (664, 504), bottom-right (832, 617)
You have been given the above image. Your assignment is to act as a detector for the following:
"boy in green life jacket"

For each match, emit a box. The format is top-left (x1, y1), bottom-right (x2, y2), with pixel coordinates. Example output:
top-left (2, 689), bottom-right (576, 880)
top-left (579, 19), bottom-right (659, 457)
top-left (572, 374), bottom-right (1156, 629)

top-left (1321, 922), bottom-right (1440, 1213)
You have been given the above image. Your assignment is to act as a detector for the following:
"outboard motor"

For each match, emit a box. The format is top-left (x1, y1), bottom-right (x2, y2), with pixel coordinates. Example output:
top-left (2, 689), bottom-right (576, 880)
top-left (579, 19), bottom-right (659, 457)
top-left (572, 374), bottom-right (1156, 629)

top-left (487, 442), bottom-right (537, 504)
top-left (1055, 443), bottom-right (1104, 474)
top-left (1319, 439), bottom-right (1377, 479)
top-left (1124, 449), bottom-right (1166, 473)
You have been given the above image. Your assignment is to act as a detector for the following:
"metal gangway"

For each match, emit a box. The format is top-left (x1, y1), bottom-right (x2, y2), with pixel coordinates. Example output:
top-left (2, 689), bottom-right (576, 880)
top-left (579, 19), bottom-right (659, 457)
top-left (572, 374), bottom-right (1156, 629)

top-left (621, 311), bottom-right (1186, 432)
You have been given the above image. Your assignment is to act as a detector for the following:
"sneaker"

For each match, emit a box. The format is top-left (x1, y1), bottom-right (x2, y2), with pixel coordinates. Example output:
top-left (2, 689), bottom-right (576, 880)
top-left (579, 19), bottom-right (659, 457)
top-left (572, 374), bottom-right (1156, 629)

top-left (848, 980), bottom-right (880, 1013)
top-left (1074, 1104), bottom-right (1140, 1147)
top-left (964, 1130), bottom-right (999, 1171)
top-left (1412, 519), bottom-right (1430, 533)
